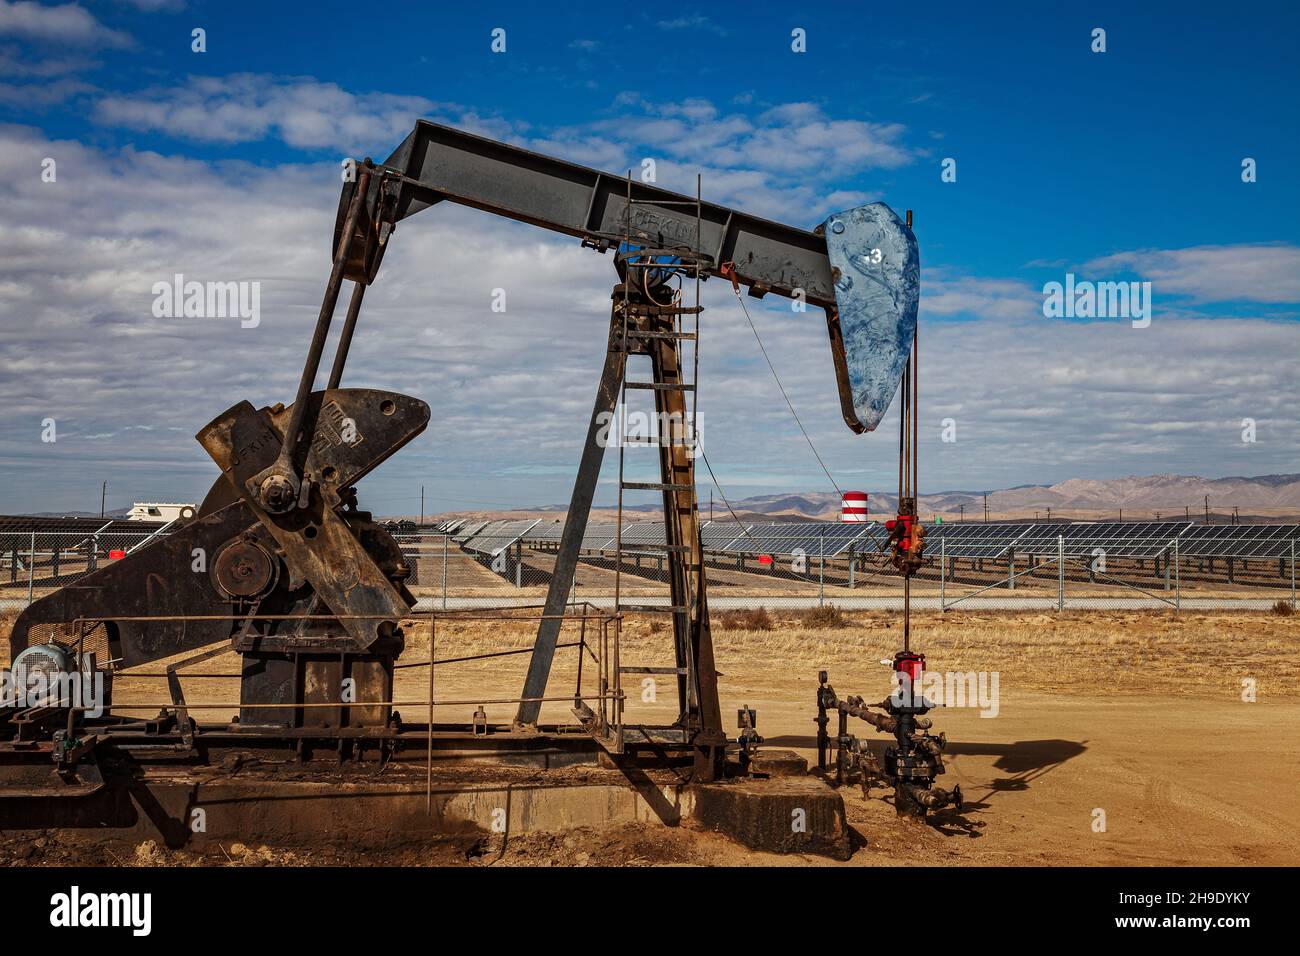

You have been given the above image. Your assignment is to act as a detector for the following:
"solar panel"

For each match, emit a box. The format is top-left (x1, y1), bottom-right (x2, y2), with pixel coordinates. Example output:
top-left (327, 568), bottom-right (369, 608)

top-left (460, 519), bottom-right (541, 555)
top-left (619, 522), bottom-right (667, 545)
top-left (704, 522), bottom-right (752, 551)
top-left (1058, 521), bottom-right (1186, 558)
top-left (724, 522), bottom-right (878, 557)
top-left (581, 522), bottom-right (620, 551)
top-left (1178, 524), bottom-right (1298, 558)
top-left (452, 520), bottom-right (489, 543)
top-left (527, 522), bottom-right (565, 543)
top-left (928, 522), bottom-right (1027, 558)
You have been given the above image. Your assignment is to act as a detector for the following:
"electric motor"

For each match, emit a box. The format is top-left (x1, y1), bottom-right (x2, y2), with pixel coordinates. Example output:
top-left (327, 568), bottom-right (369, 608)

top-left (11, 642), bottom-right (72, 686)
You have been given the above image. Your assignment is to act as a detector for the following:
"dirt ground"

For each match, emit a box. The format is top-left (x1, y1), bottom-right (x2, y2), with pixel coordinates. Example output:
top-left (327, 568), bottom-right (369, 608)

top-left (4, 608), bottom-right (1298, 866)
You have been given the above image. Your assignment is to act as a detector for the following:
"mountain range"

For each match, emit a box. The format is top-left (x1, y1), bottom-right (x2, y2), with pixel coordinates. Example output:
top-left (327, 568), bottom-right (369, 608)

top-left (428, 473), bottom-right (1300, 524)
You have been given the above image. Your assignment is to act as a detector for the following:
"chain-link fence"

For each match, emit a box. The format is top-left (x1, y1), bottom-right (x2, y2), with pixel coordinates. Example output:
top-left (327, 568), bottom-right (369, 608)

top-left (1, 527), bottom-right (168, 606)
top-left (3, 523), bottom-right (1295, 614)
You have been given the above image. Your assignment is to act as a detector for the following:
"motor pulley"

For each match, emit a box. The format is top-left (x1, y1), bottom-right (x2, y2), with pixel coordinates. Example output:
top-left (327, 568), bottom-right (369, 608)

top-left (212, 537), bottom-right (279, 599)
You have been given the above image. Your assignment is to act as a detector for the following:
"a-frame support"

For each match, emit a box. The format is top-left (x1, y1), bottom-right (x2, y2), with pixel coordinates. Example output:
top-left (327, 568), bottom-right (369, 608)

top-left (513, 284), bottom-right (724, 780)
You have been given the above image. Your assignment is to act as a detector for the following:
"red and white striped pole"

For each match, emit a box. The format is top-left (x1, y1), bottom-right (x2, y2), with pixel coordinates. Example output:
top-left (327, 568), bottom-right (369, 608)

top-left (841, 491), bottom-right (869, 522)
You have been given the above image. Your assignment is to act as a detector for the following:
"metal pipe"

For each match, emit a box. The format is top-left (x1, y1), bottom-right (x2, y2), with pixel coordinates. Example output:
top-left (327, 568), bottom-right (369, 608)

top-left (1058, 534), bottom-right (1065, 611)
top-left (394, 641), bottom-right (583, 669)
top-left (426, 615), bottom-right (435, 811)
top-left (835, 709), bottom-right (848, 786)
top-left (75, 693), bottom-right (625, 712)
top-left (273, 167), bottom-right (372, 490)
top-left (26, 531), bottom-right (34, 606)
top-left (79, 610), bottom-right (614, 623)
top-left (326, 281), bottom-right (367, 390)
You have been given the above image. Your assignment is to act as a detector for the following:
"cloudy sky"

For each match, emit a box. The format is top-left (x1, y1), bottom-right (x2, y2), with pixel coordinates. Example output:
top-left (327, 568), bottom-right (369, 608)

top-left (1, 1), bottom-right (1297, 517)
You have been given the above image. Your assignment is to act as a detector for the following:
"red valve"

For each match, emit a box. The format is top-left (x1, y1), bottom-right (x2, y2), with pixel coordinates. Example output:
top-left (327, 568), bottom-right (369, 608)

top-left (886, 514), bottom-right (915, 550)
top-left (894, 650), bottom-right (925, 683)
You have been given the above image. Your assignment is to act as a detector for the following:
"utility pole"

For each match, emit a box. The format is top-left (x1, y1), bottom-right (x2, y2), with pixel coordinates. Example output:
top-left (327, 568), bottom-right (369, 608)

top-left (1204, 495), bottom-right (1210, 524)
top-left (1118, 507), bottom-right (1123, 522)
top-left (709, 489), bottom-right (713, 522)
top-left (959, 504), bottom-right (965, 523)
top-left (100, 480), bottom-right (107, 519)
top-left (983, 493), bottom-right (989, 523)
top-left (1046, 507), bottom-right (1052, 522)
top-left (420, 485), bottom-right (424, 526)
top-left (1185, 505), bottom-right (1190, 520)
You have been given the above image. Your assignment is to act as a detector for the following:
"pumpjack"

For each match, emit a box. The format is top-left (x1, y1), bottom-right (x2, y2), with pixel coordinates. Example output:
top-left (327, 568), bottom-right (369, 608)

top-left (2, 122), bottom-right (920, 801)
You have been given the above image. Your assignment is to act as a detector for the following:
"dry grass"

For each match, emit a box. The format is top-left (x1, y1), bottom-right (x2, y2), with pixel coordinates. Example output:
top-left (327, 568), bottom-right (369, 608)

top-left (389, 608), bottom-right (1300, 702)
top-left (1273, 599), bottom-right (1295, 617)
top-left (695, 609), bottom-right (1300, 699)
top-left (716, 607), bottom-right (774, 631)
top-left (5, 608), bottom-right (1296, 704)
top-left (794, 605), bottom-right (849, 629)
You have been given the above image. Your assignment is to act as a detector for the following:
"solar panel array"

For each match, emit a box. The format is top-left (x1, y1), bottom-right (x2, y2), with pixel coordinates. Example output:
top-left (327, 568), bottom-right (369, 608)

top-left (430, 518), bottom-right (1297, 562)
top-left (0, 515), bottom-right (166, 534)
top-left (514, 519), bottom-right (882, 558)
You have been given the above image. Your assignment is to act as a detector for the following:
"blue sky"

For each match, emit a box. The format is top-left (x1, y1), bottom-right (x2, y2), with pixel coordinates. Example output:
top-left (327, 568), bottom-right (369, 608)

top-left (26, 3), bottom-right (1300, 279)
top-left (1, 0), bottom-right (1297, 516)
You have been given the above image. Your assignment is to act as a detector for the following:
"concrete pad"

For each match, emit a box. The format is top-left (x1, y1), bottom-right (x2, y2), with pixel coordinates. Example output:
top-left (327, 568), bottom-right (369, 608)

top-left (690, 776), bottom-right (851, 860)
top-left (750, 748), bottom-right (809, 777)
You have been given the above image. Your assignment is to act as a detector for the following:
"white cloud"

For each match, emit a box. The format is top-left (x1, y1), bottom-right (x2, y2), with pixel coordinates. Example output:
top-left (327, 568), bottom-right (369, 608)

top-left (92, 74), bottom-right (443, 153)
top-left (0, 75), bottom-right (92, 105)
top-left (523, 95), bottom-right (907, 222)
top-left (0, 1), bottom-right (131, 47)
top-left (921, 273), bottom-right (1038, 321)
top-left (118, 0), bottom-right (183, 10)
top-left (89, 79), bottom-right (916, 203)
top-left (0, 45), bottom-right (96, 76)
top-left (655, 15), bottom-right (727, 36)
top-left (1, 121), bottom-right (1296, 515)
top-left (1086, 244), bottom-right (1300, 304)
top-left (82, 77), bottom-right (912, 225)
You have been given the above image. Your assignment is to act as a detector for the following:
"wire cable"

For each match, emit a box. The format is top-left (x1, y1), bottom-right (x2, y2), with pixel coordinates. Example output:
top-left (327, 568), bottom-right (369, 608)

top-left (729, 286), bottom-right (845, 501)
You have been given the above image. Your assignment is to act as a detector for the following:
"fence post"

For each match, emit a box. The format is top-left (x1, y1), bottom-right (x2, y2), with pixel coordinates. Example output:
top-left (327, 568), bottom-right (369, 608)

top-left (1057, 534), bottom-right (1064, 612)
top-left (441, 533), bottom-right (448, 611)
top-left (1291, 537), bottom-right (1296, 610)
top-left (818, 530), bottom-right (825, 608)
top-left (27, 531), bottom-right (36, 606)
top-left (1174, 537), bottom-right (1181, 611)
top-left (940, 536), bottom-right (946, 610)
top-left (1008, 551), bottom-right (1015, 591)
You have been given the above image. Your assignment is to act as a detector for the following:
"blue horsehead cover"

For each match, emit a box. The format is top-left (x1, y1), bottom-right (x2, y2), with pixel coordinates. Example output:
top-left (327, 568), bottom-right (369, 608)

top-left (822, 202), bottom-right (920, 432)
